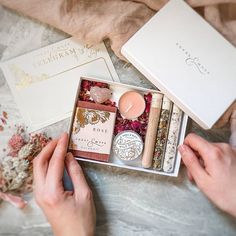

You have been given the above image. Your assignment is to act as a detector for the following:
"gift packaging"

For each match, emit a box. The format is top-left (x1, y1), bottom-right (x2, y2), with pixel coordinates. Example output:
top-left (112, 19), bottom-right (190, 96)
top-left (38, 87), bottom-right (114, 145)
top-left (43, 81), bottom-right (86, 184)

top-left (68, 77), bottom-right (188, 177)
top-left (121, 0), bottom-right (236, 129)
top-left (0, 38), bottom-right (119, 131)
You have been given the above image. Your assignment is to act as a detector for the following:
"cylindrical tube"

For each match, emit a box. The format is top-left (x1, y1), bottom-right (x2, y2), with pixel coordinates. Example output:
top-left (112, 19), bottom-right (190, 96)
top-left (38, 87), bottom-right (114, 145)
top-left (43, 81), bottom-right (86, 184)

top-left (153, 96), bottom-right (172, 170)
top-left (142, 93), bottom-right (163, 168)
top-left (163, 104), bottom-right (182, 173)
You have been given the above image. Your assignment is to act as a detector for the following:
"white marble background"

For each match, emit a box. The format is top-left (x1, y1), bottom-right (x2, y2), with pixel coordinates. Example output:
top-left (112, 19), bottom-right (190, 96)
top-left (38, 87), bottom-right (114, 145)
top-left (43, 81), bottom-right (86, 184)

top-left (0, 5), bottom-right (235, 236)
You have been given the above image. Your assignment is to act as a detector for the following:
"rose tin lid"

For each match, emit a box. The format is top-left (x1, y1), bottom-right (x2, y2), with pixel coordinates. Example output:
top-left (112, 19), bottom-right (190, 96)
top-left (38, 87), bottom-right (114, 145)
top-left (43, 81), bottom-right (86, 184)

top-left (121, 0), bottom-right (236, 129)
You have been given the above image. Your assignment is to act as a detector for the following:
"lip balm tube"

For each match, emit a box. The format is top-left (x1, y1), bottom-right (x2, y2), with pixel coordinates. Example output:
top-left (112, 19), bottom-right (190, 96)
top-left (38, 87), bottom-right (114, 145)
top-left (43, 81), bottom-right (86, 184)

top-left (142, 93), bottom-right (163, 168)
top-left (152, 96), bottom-right (172, 170)
top-left (163, 105), bottom-right (183, 173)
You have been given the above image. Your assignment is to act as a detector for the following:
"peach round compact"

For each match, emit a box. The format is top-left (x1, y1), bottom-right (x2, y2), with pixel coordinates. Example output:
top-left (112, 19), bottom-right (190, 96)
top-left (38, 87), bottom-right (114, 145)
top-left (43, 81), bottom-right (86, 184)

top-left (118, 91), bottom-right (146, 120)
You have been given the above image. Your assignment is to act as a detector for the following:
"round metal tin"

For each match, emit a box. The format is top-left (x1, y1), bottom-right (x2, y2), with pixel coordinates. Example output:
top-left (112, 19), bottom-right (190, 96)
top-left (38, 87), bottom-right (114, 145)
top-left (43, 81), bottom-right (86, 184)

top-left (112, 131), bottom-right (143, 161)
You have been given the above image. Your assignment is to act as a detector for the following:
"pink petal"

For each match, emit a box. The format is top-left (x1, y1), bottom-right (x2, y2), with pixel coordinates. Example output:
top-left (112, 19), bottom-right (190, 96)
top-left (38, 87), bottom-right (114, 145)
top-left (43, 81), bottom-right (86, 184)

top-left (81, 80), bottom-right (92, 91)
top-left (1, 118), bottom-right (7, 125)
top-left (131, 120), bottom-right (141, 130)
top-left (8, 134), bottom-right (25, 152)
top-left (0, 192), bottom-right (27, 209)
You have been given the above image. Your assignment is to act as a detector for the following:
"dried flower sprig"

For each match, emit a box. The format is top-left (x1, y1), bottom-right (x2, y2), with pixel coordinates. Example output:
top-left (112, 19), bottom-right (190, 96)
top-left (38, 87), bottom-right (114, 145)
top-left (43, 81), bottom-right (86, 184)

top-left (0, 127), bottom-right (51, 208)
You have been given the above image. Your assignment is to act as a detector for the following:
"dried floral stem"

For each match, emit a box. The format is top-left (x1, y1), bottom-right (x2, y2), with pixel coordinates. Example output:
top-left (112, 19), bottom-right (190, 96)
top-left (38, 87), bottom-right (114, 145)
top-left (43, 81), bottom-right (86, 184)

top-left (0, 127), bottom-right (50, 208)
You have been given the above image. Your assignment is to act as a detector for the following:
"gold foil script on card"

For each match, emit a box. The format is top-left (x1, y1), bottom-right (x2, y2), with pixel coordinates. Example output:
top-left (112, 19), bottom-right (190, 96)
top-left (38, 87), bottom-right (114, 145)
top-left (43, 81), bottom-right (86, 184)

top-left (33, 42), bottom-right (99, 68)
top-left (9, 64), bottom-right (49, 89)
top-left (9, 43), bottom-right (100, 90)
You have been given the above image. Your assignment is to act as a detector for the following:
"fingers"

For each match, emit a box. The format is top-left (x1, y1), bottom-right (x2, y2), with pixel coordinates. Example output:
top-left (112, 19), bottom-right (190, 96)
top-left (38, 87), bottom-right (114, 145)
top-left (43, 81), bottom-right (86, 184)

top-left (179, 144), bottom-right (209, 189)
top-left (46, 133), bottom-right (68, 186)
top-left (33, 139), bottom-right (58, 185)
top-left (184, 133), bottom-right (213, 164)
top-left (65, 153), bottom-right (90, 199)
top-left (186, 169), bottom-right (193, 182)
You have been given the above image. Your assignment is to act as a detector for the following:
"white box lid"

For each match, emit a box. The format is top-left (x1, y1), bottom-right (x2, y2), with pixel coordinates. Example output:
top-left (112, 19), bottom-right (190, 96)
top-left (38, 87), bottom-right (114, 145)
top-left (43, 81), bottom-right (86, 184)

top-left (121, 0), bottom-right (236, 129)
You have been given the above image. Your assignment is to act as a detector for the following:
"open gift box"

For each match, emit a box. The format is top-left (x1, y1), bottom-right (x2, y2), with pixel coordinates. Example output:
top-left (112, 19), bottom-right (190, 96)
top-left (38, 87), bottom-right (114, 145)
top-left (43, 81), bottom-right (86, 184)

top-left (68, 0), bottom-right (235, 177)
top-left (68, 77), bottom-right (188, 177)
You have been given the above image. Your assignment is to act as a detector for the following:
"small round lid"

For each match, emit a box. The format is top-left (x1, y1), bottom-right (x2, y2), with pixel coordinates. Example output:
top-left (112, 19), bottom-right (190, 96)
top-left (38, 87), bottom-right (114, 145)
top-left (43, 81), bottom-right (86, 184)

top-left (112, 131), bottom-right (143, 161)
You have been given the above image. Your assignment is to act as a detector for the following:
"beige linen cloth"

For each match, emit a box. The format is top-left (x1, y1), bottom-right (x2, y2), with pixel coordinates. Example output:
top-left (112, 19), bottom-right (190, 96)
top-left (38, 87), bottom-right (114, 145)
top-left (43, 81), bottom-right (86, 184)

top-left (0, 0), bottom-right (236, 145)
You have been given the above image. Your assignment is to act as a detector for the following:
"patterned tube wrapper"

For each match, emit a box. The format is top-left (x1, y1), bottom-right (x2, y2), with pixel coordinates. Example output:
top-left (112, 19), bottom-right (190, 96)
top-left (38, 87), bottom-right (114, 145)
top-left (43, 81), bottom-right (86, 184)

top-left (163, 105), bottom-right (183, 173)
top-left (152, 96), bottom-right (172, 170)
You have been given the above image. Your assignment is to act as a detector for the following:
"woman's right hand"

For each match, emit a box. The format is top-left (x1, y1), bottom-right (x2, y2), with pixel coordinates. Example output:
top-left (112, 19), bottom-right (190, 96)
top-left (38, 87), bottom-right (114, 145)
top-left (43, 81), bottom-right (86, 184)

top-left (179, 133), bottom-right (236, 217)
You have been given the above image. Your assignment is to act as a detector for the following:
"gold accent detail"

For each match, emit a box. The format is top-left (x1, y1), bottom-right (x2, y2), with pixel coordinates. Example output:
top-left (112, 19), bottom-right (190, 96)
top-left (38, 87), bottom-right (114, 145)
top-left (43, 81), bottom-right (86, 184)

top-left (69, 140), bottom-right (78, 149)
top-left (73, 107), bottom-right (110, 133)
top-left (10, 64), bottom-right (49, 89)
top-left (10, 57), bottom-right (115, 90)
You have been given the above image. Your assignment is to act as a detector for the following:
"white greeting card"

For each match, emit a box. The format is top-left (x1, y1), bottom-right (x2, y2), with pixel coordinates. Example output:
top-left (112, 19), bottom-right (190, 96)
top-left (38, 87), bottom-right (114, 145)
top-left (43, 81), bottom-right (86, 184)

top-left (0, 37), bottom-right (120, 131)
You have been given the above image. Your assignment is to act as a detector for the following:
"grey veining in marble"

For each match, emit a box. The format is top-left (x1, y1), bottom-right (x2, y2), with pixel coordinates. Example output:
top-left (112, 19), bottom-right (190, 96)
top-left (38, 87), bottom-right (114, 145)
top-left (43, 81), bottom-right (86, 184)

top-left (0, 5), bottom-right (235, 236)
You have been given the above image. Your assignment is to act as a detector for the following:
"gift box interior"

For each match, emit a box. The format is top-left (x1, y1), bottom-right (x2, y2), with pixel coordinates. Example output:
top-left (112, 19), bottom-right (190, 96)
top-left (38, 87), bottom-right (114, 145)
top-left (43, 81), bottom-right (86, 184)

top-left (68, 77), bottom-right (188, 177)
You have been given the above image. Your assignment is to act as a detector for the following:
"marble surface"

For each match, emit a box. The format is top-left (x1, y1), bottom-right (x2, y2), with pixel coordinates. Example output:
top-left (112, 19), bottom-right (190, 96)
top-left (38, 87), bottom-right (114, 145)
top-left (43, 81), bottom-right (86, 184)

top-left (0, 5), bottom-right (235, 236)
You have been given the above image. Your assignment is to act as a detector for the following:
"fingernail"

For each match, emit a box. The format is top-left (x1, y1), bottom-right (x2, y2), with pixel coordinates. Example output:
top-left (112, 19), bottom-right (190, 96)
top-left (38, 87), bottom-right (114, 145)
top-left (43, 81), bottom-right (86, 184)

top-left (178, 144), bottom-right (187, 154)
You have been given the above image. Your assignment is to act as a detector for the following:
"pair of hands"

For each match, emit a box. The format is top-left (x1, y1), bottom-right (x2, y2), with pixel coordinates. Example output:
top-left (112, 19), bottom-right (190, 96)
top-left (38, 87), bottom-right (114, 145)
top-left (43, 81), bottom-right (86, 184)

top-left (33, 132), bottom-right (236, 236)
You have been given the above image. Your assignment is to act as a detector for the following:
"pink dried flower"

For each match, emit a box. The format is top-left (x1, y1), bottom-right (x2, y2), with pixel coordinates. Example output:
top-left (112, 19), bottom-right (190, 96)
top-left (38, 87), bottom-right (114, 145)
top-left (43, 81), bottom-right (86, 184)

top-left (0, 127), bottom-right (51, 209)
top-left (131, 120), bottom-right (142, 131)
top-left (29, 133), bottom-right (51, 155)
top-left (144, 93), bottom-right (152, 103)
top-left (114, 126), bottom-right (125, 134)
top-left (92, 81), bottom-right (109, 88)
top-left (8, 150), bottom-right (19, 157)
top-left (8, 134), bottom-right (25, 154)
top-left (144, 93), bottom-right (152, 113)
top-left (114, 93), bottom-right (152, 141)
top-left (81, 80), bottom-right (92, 91)
top-left (145, 102), bottom-right (151, 113)
top-left (104, 100), bottom-right (116, 107)
top-left (2, 111), bottom-right (8, 119)
top-left (1, 118), bottom-right (6, 125)
top-left (0, 125), bottom-right (3, 132)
